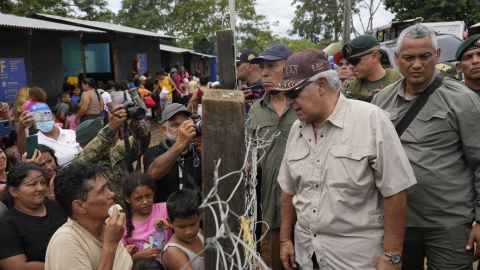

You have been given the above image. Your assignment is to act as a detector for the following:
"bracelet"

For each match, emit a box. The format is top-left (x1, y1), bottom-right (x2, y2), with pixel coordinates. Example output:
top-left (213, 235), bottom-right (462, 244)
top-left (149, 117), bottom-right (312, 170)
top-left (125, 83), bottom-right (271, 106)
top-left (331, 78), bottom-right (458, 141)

top-left (279, 239), bottom-right (292, 244)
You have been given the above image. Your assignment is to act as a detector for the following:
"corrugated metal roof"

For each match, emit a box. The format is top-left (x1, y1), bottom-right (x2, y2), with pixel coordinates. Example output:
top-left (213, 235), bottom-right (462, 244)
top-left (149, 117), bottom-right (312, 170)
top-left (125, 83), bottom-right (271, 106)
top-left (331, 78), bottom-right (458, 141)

top-left (36, 13), bottom-right (176, 39)
top-left (0, 12), bottom-right (104, 33)
top-left (160, 44), bottom-right (191, 53)
top-left (160, 44), bottom-right (216, 58)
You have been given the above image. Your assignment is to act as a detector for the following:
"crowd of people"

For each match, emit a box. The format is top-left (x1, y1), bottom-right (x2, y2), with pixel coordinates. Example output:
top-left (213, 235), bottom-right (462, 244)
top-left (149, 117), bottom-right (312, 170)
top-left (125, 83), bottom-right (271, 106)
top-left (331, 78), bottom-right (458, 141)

top-left (0, 22), bottom-right (480, 270)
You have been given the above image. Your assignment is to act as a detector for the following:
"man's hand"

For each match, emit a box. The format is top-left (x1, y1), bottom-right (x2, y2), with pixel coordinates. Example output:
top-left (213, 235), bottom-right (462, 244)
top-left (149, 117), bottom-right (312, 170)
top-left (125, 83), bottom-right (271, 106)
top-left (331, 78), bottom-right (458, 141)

top-left (107, 105), bottom-right (128, 131)
top-left (103, 206), bottom-right (126, 247)
top-left (242, 89), bottom-right (253, 107)
top-left (18, 111), bottom-right (34, 130)
top-left (280, 240), bottom-right (297, 270)
top-left (466, 222), bottom-right (480, 260)
top-left (173, 120), bottom-right (196, 151)
top-left (376, 255), bottom-right (400, 270)
top-left (192, 137), bottom-right (202, 153)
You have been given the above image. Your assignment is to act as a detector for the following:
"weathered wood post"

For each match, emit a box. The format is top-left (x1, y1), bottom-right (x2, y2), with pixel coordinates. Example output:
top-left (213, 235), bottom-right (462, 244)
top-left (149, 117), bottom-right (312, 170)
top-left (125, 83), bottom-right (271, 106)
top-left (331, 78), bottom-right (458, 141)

top-left (216, 30), bottom-right (236, 89)
top-left (202, 90), bottom-right (245, 269)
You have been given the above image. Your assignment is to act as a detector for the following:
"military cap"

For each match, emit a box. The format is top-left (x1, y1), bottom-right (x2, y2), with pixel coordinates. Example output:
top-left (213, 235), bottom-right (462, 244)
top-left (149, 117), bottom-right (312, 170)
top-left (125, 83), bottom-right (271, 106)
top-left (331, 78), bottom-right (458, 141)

top-left (456, 34), bottom-right (480, 61)
top-left (342, 34), bottom-right (380, 59)
top-left (76, 118), bottom-right (103, 144)
top-left (236, 49), bottom-right (259, 64)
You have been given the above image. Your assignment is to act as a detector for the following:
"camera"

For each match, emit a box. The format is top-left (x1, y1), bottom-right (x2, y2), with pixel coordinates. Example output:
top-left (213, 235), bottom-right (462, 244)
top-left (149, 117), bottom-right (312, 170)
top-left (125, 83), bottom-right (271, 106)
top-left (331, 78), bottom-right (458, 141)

top-left (190, 115), bottom-right (202, 137)
top-left (122, 101), bottom-right (146, 120)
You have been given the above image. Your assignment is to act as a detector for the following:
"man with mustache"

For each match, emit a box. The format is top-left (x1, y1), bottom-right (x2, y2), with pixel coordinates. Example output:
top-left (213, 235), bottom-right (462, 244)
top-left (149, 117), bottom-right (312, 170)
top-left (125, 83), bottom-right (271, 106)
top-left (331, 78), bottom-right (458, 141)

top-left (143, 103), bottom-right (202, 202)
top-left (456, 34), bottom-right (480, 98)
top-left (372, 24), bottom-right (480, 269)
top-left (341, 34), bottom-right (402, 102)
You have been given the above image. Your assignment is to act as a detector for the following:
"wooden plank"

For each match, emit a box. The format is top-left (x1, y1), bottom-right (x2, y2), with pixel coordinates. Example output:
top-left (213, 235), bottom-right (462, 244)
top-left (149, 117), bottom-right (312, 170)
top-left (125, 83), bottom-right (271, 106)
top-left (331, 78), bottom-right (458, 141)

top-left (202, 89), bottom-right (245, 269)
top-left (216, 30), bottom-right (236, 89)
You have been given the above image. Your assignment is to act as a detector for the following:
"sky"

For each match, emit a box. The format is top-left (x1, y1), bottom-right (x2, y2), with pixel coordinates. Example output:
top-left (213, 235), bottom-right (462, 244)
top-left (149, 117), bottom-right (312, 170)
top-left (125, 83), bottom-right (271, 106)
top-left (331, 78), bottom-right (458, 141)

top-left (107, 0), bottom-right (395, 38)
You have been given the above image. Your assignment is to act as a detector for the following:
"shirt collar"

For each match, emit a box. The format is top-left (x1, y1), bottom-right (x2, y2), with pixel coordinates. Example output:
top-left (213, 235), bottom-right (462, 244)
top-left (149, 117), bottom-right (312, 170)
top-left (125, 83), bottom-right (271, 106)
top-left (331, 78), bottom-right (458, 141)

top-left (325, 93), bottom-right (348, 129)
top-left (397, 70), bottom-right (440, 98)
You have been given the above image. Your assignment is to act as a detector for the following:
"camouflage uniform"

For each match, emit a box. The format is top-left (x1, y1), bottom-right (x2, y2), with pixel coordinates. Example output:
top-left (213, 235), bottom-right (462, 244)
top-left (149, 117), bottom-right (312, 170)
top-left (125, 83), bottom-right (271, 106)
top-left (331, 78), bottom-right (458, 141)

top-left (341, 69), bottom-right (402, 102)
top-left (75, 124), bottom-right (150, 202)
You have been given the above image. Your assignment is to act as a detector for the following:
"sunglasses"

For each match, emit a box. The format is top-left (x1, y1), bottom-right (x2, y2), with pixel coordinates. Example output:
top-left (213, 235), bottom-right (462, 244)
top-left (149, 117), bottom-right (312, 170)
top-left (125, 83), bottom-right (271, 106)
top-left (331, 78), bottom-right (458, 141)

top-left (347, 50), bottom-right (377, 66)
top-left (284, 79), bottom-right (312, 100)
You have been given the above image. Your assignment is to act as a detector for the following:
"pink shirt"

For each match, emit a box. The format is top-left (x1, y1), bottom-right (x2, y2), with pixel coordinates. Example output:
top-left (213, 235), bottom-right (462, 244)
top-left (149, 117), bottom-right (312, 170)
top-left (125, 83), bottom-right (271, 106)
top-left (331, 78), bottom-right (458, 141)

top-left (122, 203), bottom-right (172, 250)
top-left (66, 114), bottom-right (78, 131)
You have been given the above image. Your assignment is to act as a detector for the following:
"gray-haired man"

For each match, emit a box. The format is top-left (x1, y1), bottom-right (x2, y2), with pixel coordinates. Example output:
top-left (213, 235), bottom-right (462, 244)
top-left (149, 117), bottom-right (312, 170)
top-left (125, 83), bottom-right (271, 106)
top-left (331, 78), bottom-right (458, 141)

top-left (276, 48), bottom-right (416, 269)
top-left (372, 23), bottom-right (480, 269)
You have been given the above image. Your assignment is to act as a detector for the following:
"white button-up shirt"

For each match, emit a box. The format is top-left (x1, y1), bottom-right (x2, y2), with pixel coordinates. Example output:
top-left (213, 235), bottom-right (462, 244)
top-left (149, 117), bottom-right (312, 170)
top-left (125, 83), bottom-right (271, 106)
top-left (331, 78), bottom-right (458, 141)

top-left (278, 94), bottom-right (416, 269)
top-left (38, 127), bottom-right (81, 166)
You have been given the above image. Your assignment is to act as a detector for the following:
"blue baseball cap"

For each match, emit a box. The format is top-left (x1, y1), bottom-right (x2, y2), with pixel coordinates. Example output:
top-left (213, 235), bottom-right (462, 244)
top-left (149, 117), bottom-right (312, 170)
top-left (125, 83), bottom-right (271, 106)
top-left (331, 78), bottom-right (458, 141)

top-left (29, 102), bottom-right (53, 123)
top-left (250, 44), bottom-right (293, 64)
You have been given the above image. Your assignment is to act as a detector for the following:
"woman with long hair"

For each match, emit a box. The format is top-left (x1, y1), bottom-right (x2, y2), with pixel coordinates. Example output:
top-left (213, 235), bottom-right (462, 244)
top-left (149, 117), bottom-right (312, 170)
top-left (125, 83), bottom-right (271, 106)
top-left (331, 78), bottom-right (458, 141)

top-left (76, 78), bottom-right (104, 124)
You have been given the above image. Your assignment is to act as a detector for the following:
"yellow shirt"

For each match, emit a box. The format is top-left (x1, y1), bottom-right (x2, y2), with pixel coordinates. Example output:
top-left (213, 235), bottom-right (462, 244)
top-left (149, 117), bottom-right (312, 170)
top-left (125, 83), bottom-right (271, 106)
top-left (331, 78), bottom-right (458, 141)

top-left (158, 77), bottom-right (173, 101)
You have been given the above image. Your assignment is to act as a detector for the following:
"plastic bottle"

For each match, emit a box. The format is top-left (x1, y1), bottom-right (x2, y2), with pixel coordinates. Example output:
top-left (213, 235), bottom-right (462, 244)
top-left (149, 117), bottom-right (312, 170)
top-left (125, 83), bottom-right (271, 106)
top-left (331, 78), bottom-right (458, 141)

top-left (152, 226), bottom-right (166, 262)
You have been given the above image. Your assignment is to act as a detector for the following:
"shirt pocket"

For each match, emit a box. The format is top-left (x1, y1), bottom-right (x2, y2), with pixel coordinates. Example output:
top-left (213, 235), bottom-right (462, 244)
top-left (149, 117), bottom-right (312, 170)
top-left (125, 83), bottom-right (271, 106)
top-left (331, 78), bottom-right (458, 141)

top-left (286, 142), bottom-right (311, 182)
top-left (327, 145), bottom-right (374, 190)
top-left (406, 110), bottom-right (449, 143)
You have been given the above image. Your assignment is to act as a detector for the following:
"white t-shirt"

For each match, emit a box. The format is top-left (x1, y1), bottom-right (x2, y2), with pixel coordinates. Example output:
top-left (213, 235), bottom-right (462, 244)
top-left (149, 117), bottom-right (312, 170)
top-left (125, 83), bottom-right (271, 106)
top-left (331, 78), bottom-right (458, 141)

top-left (37, 127), bottom-right (82, 166)
top-left (101, 91), bottom-right (112, 111)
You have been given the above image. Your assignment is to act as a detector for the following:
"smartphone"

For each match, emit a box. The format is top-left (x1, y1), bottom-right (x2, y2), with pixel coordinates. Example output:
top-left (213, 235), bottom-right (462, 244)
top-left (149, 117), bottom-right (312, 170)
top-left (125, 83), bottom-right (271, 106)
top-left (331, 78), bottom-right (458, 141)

top-left (26, 135), bottom-right (38, 159)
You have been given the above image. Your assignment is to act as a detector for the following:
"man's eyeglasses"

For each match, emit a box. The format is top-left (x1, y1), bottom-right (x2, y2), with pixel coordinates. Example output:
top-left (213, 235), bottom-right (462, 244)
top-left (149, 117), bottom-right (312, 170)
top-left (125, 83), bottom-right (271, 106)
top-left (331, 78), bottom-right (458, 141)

top-left (284, 80), bottom-right (312, 100)
top-left (347, 50), bottom-right (378, 66)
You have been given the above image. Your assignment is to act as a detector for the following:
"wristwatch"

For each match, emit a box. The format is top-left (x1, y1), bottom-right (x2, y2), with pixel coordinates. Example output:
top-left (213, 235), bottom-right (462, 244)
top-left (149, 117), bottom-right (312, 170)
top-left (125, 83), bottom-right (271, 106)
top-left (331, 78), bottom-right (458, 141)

top-left (384, 252), bottom-right (401, 264)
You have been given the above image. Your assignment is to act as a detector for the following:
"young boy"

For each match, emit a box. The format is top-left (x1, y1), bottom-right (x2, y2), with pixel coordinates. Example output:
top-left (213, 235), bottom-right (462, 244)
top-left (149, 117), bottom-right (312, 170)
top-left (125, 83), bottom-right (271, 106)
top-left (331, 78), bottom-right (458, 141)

top-left (161, 189), bottom-right (204, 270)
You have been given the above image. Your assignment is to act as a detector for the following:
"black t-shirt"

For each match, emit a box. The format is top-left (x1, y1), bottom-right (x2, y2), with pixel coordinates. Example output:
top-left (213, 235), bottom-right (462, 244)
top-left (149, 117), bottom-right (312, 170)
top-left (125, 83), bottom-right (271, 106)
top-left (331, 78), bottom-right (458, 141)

top-left (0, 199), bottom-right (67, 262)
top-left (143, 140), bottom-right (202, 202)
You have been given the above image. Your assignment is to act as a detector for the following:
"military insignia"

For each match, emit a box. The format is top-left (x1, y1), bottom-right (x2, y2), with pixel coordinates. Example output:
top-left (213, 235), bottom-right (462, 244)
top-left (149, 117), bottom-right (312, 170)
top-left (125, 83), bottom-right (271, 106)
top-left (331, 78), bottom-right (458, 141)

top-left (247, 54), bottom-right (256, 61)
top-left (476, 38), bottom-right (480, 47)
top-left (346, 45), bottom-right (352, 54)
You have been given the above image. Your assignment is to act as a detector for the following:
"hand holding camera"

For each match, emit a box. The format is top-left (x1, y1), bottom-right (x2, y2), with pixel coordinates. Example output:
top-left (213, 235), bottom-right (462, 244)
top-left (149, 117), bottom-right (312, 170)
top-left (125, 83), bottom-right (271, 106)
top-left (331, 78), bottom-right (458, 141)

top-left (174, 120), bottom-right (197, 151)
top-left (108, 105), bottom-right (128, 131)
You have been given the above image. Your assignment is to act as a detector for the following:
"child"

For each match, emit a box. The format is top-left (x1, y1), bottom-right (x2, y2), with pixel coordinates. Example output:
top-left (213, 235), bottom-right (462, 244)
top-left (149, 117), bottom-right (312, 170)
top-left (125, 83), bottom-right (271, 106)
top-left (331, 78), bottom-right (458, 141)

top-left (70, 87), bottom-right (81, 104)
top-left (122, 172), bottom-right (172, 262)
top-left (64, 103), bottom-right (79, 130)
top-left (161, 189), bottom-right (204, 270)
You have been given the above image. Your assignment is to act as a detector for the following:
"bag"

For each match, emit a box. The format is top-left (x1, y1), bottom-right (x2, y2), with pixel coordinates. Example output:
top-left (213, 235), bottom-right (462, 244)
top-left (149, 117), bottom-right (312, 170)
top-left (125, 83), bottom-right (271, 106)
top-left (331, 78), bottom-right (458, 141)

top-left (144, 95), bottom-right (155, 108)
top-left (159, 87), bottom-right (168, 99)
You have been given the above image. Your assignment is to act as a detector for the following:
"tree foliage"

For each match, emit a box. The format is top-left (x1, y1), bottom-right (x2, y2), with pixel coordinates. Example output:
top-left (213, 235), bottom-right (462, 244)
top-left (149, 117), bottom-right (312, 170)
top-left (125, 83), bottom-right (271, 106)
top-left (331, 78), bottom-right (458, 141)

top-left (0, 0), bottom-right (114, 21)
top-left (116, 0), bottom-right (271, 49)
top-left (384, 0), bottom-right (480, 27)
top-left (290, 0), bottom-right (346, 42)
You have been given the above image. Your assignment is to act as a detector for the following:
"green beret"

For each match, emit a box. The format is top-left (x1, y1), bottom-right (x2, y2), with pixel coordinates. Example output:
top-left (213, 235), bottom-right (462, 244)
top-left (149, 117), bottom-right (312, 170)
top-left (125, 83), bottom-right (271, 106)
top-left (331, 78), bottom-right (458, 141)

top-left (76, 118), bottom-right (103, 144)
top-left (342, 34), bottom-right (379, 59)
top-left (456, 34), bottom-right (480, 60)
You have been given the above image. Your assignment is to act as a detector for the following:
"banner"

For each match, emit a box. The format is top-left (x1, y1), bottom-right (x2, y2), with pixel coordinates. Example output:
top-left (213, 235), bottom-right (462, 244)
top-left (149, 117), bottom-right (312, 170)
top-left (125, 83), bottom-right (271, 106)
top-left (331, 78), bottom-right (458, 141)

top-left (0, 58), bottom-right (27, 106)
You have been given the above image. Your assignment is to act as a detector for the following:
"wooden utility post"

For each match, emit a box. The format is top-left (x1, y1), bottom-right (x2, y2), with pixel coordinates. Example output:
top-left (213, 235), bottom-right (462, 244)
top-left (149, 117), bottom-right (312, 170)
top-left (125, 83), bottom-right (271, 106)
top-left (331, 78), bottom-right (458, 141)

top-left (216, 30), bottom-right (236, 89)
top-left (342, 0), bottom-right (352, 45)
top-left (202, 90), bottom-right (245, 269)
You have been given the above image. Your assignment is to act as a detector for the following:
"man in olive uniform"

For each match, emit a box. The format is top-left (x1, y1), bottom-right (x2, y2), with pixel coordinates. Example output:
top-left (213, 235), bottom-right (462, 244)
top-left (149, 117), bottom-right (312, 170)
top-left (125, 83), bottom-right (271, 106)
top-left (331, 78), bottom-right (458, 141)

top-left (456, 34), bottom-right (480, 97)
top-left (340, 34), bottom-right (402, 102)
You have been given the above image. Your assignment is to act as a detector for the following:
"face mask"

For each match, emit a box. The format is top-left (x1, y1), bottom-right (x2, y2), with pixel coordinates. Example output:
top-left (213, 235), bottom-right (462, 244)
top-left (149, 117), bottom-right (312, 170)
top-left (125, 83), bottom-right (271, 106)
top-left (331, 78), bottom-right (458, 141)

top-left (36, 120), bottom-right (55, 133)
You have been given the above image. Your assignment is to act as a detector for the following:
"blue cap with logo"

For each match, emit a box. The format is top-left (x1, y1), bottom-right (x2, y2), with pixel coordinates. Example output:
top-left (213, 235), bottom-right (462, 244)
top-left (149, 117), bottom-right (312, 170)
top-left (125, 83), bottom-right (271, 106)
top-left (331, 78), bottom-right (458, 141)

top-left (251, 44), bottom-right (293, 64)
top-left (29, 102), bottom-right (52, 123)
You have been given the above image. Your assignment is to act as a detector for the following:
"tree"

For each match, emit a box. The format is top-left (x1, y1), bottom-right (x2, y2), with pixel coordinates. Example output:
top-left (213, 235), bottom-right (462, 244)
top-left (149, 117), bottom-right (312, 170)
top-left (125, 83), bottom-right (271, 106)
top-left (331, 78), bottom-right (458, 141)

top-left (116, 0), bottom-right (271, 48)
top-left (290, 0), bottom-right (346, 42)
top-left (351, 0), bottom-right (384, 36)
top-left (384, 0), bottom-right (480, 27)
top-left (0, 0), bottom-right (114, 21)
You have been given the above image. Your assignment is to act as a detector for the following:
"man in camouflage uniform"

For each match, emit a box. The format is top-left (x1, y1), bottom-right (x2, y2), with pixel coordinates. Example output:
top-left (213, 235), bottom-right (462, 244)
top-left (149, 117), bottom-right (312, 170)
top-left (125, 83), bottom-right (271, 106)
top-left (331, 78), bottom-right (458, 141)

top-left (341, 34), bottom-right (402, 102)
top-left (74, 105), bottom-right (150, 202)
top-left (456, 34), bottom-right (480, 98)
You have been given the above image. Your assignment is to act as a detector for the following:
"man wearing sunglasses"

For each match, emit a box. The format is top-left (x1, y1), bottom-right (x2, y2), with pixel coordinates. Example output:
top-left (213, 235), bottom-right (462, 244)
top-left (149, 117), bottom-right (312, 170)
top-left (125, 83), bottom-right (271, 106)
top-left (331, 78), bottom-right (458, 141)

top-left (248, 43), bottom-right (295, 270)
top-left (276, 48), bottom-right (416, 270)
top-left (341, 34), bottom-right (402, 102)
top-left (372, 24), bottom-right (480, 270)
